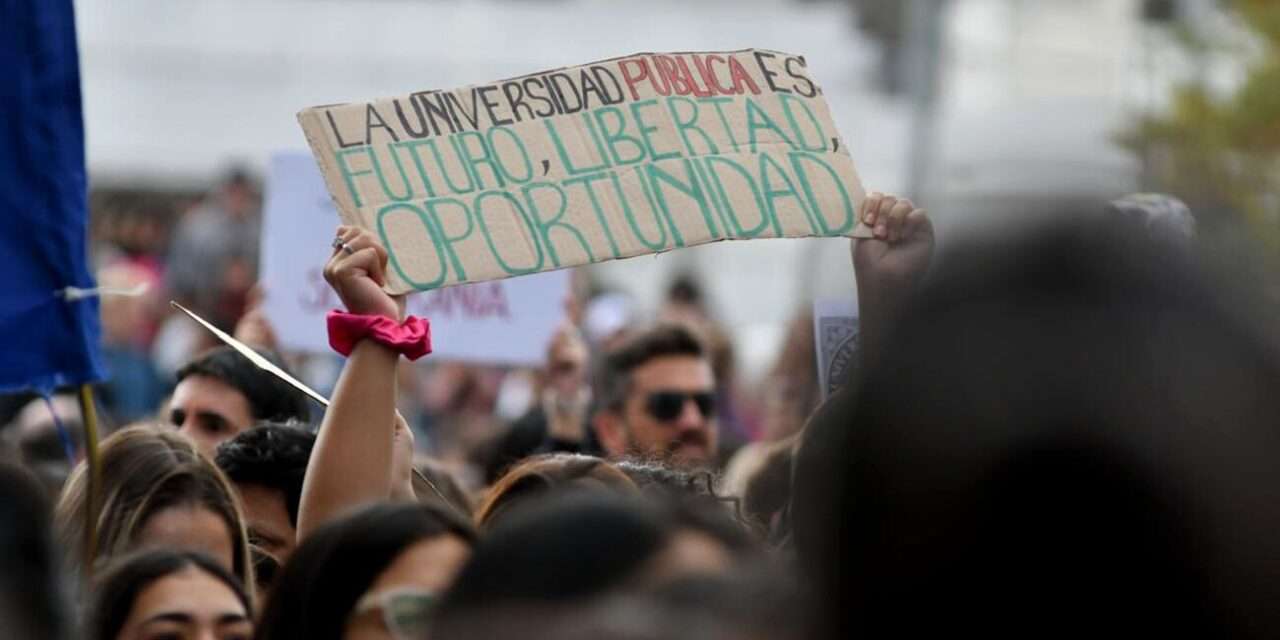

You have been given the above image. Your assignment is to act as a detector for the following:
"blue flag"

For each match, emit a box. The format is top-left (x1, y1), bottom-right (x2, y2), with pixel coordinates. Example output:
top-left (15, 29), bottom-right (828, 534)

top-left (0, 0), bottom-right (104, 392)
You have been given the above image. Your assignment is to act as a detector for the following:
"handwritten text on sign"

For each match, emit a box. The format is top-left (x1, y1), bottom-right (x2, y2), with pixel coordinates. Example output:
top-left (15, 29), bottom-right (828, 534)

top-left (259, 152), bottom-right (569, 365)
top-left (299, 49), bottom-right (866, 294)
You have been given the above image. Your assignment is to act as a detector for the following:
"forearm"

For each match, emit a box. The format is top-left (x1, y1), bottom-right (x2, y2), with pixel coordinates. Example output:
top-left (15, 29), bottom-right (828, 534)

top-left (856, 280), bottom-right (913, 371)
top-left (297, 339), bottom-right (399, 540)
top-left (850, 194), bottom-right (934, 371)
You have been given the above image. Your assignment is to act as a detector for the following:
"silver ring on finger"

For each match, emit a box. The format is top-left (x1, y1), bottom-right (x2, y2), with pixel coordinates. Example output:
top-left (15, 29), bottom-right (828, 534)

top-left (331, 236), bottom-right (345, 249)
top-left (340, 243), bottom-right (355, 256)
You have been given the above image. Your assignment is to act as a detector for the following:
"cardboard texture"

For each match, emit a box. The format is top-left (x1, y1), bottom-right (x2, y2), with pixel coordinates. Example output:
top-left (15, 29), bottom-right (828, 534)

top-left (299, 49), bottom-right (869, 293)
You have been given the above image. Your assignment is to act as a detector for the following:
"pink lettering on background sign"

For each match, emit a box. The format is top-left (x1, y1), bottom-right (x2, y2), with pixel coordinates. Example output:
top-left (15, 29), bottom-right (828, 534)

top-left (298, 268), bottom-right (512, 322)
top-left (410, 282), bottom-right (512, 320)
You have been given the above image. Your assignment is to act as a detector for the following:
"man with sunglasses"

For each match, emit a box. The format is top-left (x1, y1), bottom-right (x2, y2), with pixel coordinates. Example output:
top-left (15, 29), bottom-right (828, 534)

top-left (591, 325), bottom-right (720, 468)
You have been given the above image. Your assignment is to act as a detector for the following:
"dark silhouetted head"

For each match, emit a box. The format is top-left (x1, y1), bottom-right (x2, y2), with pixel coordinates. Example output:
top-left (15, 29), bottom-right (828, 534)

top-left (794, 217), bottom-right (1280, 638)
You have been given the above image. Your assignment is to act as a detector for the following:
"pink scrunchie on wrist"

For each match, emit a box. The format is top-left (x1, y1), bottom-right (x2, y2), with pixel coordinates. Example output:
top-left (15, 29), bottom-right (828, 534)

top-left (327, 310), bottom-right (432, 361)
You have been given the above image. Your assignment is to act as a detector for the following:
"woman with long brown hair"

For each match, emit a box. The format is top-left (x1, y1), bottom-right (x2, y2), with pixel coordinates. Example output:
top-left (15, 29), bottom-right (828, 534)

top-left (55, 425), bottom-right (254, 598)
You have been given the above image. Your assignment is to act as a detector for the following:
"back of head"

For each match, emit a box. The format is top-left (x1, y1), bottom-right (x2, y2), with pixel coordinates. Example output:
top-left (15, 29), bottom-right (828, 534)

top-left (86, 549), bottom-right (250, 640)
top-left (55, 425), bottom-right (252, 590)
top-left (656, 495), bottom-right (758, 558)
top-left (256, 502), bottom-right (476, 640)
top-left (436, 566), bottom-right (804, 640)
top-left (441, 492), bottom-right (674, 616)
top-left (176, 346), bottom-right (311, 425)
top-left (214, 422), bottom-right (315, 528)
top-left (644, 561), bottom-right (807, 640)
top-left (795, 218), bottom-right (1280, 637)
top-left (432, 599), bottom-right (722, 640)
top-left (435, 483), bottom-right (762, 629)
top-left (438, 492), bottom-right (766, 638)
top-left (476, 454), bottom-right (637, 528)
top-left (0, 462), bottom-right (66, 640)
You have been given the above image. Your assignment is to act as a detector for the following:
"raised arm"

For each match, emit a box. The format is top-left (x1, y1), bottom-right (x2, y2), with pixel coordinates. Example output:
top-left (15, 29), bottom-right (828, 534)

top-left (852, 192), bottom-right (934, 368)
top-left (296, 226), bottom-right (406, 541)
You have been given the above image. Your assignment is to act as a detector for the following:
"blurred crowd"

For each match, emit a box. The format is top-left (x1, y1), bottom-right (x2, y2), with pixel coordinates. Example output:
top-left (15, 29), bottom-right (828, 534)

top-left (5, 168), bottom-right (824, 492)
top-left (4, 168), bottom-right (1280, 640)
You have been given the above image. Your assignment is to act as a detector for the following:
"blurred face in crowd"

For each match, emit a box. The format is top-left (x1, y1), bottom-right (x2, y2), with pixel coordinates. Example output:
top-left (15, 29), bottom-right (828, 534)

top-left (135, 504), bottom-right (236, 574)
top-left (114, 565), bottom-right (252, 640)
top-left (345, 535), bottom-right (472, 640)
top-left (223, 179), bottom-right (256, 220)
top-left (169, 375), bottom-right (254, 455)
top-left (547, 327), bottom-right (589, 396)
top-left (235, 483), bottom-right (295, 564)
top-left (599, 355), bottom-right (718, 468)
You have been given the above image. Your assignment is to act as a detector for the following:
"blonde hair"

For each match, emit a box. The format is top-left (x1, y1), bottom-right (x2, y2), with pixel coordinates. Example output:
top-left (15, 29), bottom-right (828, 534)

top-left (55, 425), bottom-right (254, 598)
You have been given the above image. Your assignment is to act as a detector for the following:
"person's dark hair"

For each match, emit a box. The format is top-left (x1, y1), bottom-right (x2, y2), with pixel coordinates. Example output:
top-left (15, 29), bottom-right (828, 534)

top-left (176, 346), bottom-right (311, 424)
top-left (435, 564), bottom-right (806, 640)
top-left (223, 166), bottom-right (254, 189)
top-left (86, 549), bottom-right (251, 640)
top-left (256, 502), bottom-right (476, 640)
top-left (657, 496), bottom-right (758, 556)
top-left (214, 422), bottom-right (315, 528)
top-left (741, 440), bottom-right (796, 538)
top-left (666, 273), bottom-right (704, 307)
top-left (0, 462), bottom-right (65, 640)
top-left (794, 217), bottom-right (1280, 637)
top-left (594, 325), bottom-right (705, 412)
top-left (646, 561), bottom-right (807, 640)
top-left (440, 492), bottom-right (671, 617)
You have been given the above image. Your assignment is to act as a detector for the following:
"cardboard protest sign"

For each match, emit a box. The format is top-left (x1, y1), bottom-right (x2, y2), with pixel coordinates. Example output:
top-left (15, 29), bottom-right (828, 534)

top-left (813, 299), bottom-right (859, 400)
top-left (260, 152), bottom-right (570, 366)
top-left (299, 49), bottom-right (869, 294)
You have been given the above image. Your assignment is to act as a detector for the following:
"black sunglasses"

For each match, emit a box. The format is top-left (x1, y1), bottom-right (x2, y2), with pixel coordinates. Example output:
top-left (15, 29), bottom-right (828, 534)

top-left (645, 391), bottom-right (716, 422)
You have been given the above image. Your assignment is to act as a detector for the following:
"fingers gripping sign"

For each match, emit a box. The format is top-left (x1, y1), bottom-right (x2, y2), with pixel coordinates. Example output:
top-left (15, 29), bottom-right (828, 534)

top-left (853, 192), bottom-right (935, 295)
top-left (849, 192), bottom-right (935, 368)
top-left (323, 225), bottom-right (429, 361)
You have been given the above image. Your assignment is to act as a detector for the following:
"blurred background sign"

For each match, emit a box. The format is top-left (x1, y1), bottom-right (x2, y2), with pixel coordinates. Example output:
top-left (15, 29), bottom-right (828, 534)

top-left (812, 299), bottom-right (858, 400)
